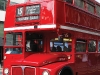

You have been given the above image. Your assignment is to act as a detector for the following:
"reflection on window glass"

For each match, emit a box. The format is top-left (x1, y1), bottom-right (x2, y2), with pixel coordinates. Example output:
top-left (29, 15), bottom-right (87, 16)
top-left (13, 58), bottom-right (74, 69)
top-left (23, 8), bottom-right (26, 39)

top-left (76, 39), bottom-right (87, 52)
top-left (88, 40), bottom-right (96, 52)
top-left (87, 3), bottom-right (94, 13)
top-left (5, 32), bottom-right (22, 54)
top-left (98, 41), bottom-right (100, 52)
top-left (75, 0), bottom-right (84, 8)
top-left (0, 0), bottom-right (6, 10)
top-left (50, 38), bottom-right (72, 52)
top-left (6, 33), bottom-right (22, 46)
top-left (96, 5), bottom-right (100, 16)
top-left (10, 0), bottom-right (27, 5)
top-left (5, 48), bottom-right (22, 54)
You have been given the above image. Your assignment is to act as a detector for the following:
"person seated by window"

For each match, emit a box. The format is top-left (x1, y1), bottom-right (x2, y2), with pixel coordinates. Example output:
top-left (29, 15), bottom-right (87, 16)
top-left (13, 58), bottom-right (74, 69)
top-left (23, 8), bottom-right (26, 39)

top-left (51, 46), bottom-right (56, 52)
top-left (57, 46), bottom-right (62, 52)
top-left (26, 40), bottom-right (32, 51)
top-left (68, 45), bottom-right (72, 52)
top-left (63, 46), bottom-right (68, 52)
top-left (31, 39), bottom-right (39, 52)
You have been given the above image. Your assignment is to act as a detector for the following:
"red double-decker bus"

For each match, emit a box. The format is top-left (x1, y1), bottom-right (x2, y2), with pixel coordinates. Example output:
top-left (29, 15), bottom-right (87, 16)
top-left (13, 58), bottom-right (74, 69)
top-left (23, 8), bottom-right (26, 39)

top-left (3, 0), bottom-right (100, 75)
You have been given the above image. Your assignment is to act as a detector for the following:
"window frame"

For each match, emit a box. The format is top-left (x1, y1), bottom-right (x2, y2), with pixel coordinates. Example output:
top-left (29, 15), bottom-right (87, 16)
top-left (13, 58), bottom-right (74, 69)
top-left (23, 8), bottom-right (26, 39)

top-left (98, 41), bottom-right (100, 52)
top-left (4, 32), bottom-right (23, 54)
top-left (75, 39), bottom-right (87, 53)
top-left (96, 4), bottom-right (100, 16)
top-left (86, 2), bottom-right (95, 14)
top-left (50, 37), bottom-right (72, 52)
top-left (74, 0), bottom-right (84, 9)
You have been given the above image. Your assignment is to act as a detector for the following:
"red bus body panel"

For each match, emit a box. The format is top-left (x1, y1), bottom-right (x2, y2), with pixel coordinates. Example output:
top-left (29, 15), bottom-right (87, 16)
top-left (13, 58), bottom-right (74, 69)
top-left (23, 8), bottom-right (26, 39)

top-left (3, 0), bottom-right (100, 75)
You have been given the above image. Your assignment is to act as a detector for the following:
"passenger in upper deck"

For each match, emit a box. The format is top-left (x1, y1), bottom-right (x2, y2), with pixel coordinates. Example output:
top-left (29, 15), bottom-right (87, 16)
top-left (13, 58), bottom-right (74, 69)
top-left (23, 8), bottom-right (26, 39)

top-left (57, 45), bottom-right (62, 52)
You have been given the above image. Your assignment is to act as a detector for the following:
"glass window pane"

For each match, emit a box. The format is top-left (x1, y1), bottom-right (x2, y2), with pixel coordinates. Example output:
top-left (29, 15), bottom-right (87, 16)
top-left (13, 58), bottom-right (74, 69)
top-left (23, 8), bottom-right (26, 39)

top-left (88, 40), bottom-right (96, 52)
top-left (76, 39), bottom-right (87, 52)
top-left (26, 33), bottom-right (43, 52)
top-left (87, 3), bottom-right (94, 13)
top-left (75, 0), bottom-right (84, 8)
top-left (5, 48), bottom-right (22, 54)
top-left (96, 5), bottom-right (100, 16)
top-left (98, 41), bottom-right (100, 52)
top-left (0, 1), bottom-right (6, 10)
top-left (5, 32), bottom-right (22, 46)
top-left (50, 38), bottom-right (72, 52)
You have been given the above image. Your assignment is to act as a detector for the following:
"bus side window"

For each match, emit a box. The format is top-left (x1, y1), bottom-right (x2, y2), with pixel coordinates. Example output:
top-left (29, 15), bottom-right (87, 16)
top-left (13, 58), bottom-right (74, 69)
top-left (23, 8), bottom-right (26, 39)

top-left (98, 41), bottom-right (100, 52)
top-left (88, 40), bottom-right (96, 52)
top-left (65, 0), bottom-right (73, 4)
top-left (75, 0), bottom-right (84, 9)
top-left (96, 5), bottom-right (100, 16)
top-left (87, 2), bottom-right (95, 13)
top-left (76, 39), bottom-right (87, 52)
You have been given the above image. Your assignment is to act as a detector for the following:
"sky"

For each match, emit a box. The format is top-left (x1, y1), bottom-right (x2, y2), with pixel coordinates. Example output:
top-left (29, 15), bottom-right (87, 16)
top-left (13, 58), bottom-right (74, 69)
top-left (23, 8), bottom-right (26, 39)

top-left (95, 0), bottom-right (100, 3)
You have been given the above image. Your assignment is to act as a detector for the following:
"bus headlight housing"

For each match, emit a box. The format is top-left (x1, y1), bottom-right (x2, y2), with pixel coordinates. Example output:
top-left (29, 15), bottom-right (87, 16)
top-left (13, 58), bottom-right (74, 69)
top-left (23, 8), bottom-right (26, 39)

top-left (4, 68), bottom-right (9, 74)
top-left (42, 70), bottom-right (50, 75)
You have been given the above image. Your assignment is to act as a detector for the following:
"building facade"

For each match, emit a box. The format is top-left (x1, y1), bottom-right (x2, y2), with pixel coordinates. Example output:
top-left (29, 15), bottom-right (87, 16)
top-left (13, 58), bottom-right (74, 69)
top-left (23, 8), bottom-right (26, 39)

top-left (0, 0), bottom-right (6, 67)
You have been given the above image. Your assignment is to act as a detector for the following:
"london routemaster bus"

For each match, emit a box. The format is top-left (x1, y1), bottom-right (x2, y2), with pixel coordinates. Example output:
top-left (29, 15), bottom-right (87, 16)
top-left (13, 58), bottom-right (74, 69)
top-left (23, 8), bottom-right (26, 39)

top-left (3, 0), bottom-right (100, 75)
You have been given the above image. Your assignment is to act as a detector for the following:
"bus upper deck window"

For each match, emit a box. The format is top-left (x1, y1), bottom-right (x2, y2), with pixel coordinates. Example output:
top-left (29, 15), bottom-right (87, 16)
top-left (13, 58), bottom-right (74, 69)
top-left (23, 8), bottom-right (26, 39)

top-left (65, 0), bottom-right (73, 4)
top-left (96, 5), bottom-right (100, 16)
top-left (10, 0), bottom-right (27, 5)
top-left (75, 0), bottom-right (84, 8)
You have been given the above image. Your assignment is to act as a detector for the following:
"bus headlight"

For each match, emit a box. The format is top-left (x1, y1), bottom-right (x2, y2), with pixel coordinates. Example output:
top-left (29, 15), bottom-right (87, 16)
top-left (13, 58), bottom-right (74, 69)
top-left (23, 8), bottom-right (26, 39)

top-left (4, 68), bottom-right (9, 74)
top-left (42, 70), bottom-right (50, 75)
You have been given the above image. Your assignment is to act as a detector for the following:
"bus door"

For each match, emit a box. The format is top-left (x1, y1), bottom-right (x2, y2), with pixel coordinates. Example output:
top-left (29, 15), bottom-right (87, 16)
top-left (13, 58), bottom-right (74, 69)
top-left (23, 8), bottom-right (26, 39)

top-left (75, 39), bottom-right (88, 75)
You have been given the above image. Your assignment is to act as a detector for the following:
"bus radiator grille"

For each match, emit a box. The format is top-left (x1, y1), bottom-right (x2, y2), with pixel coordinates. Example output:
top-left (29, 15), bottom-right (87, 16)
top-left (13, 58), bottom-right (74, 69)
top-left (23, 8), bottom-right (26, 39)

top-left (12, 67), bottom-right (23, 75)
top-left (12, 66), bottom-right (35, 75)
top-left (24, 67), bottom-right (35, 75)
